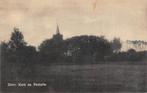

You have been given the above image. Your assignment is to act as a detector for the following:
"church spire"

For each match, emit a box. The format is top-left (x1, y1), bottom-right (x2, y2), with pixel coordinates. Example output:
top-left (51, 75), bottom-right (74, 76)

top-left (56, 24), bottom-right (60, 34)
top-left (53, 23), bottom-right (63, 41)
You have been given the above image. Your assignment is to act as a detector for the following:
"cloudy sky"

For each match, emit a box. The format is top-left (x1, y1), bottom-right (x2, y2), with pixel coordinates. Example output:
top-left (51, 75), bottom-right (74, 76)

top-left (0, 0), bottom-right (147, 46)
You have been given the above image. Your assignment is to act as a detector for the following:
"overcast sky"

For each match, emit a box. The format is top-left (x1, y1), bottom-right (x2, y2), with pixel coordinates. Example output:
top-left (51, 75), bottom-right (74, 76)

top-left (0, 0), bottom-right (147, 46)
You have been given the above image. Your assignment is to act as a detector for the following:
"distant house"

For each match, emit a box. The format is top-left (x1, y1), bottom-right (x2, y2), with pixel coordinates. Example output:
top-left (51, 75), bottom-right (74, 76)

top-left (121, 40), bottom-right (147, 51)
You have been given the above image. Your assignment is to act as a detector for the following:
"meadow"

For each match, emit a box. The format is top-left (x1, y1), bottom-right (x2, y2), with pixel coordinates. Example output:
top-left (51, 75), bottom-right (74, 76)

top-left (33, 62), bottom-right (147, 92)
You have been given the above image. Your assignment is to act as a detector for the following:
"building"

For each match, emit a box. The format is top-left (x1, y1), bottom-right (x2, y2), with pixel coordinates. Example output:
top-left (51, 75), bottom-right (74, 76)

top-left (52, 24), bottom-right (63, 42)
top-left (121, 40), bottom-right (147, 51)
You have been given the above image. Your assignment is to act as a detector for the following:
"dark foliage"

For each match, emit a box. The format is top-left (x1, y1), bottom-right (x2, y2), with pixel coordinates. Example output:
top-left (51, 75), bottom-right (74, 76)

top-left (1, 28), bottom-right (147, 86)
top-left (111, 38), bottom-right (122, 53)
top-left (38, 35), bottom-right (112, 64)
top-left (107, 49), bottom-right (147, 62)
top-left (8, 28), bottom-right (27, 49)
top-left (1, 29), bottom-right (37, 84)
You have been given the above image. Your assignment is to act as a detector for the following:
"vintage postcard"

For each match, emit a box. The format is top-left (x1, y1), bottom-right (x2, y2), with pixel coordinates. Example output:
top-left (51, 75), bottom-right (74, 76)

top-left (0, 0), bottom-right (147, 93)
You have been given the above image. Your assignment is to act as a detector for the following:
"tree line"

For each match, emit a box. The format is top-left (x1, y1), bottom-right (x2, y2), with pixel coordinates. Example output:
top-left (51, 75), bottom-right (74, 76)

top-left (1, 28), bottom-right (147, 81)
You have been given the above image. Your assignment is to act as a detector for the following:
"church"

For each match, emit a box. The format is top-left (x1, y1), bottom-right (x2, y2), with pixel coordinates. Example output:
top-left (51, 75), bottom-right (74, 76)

top-left (52, 24), bottom-right (63, 42)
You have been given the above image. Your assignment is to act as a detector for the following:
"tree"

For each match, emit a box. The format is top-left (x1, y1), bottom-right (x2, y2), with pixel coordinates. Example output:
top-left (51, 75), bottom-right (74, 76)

top-left (38, 35), bottom-right (112, 64)
top-left (1, 42), bottom-right (9, 85)
top-left (38, 38), bottom-right (65, 64)
top-left (64, 35), bottom-right (112, 63)
top-left (111, 38), bottom-right (122, 53)
top-left (127, 48), bottom-right (137, 61)
top-left (1, 28), bottom-right (37, 81)
top-left (8, 27), bottom-right (26, 50)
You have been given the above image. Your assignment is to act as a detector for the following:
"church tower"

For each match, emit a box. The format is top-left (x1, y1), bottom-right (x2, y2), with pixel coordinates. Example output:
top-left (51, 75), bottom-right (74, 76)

top-left (53, 24), bottom-right (63, 41)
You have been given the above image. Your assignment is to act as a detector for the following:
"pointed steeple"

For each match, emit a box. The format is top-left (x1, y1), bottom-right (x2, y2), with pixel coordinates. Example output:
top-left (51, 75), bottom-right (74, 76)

top-left (53, 23), bottom-right (63, 41)
top-left (56, 24), bottom-right (60, 34)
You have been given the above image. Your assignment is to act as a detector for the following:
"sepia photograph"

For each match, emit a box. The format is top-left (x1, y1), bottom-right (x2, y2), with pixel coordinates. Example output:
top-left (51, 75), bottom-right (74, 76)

top-left (0, 0), bottom-right (147, 93)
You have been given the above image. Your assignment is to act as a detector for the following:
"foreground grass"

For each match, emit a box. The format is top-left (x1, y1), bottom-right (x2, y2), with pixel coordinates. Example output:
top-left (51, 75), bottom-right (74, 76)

top-left (34, 63), bottom-right (147, 92)
top-left (2, 62), bottom-right (147, 93)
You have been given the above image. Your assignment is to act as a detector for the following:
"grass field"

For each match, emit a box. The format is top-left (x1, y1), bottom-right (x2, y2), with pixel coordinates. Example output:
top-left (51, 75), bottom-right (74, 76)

top-left (2, 62), bottom-right (147, 93)
top-left (33, 62), bottom-right (147, 92)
